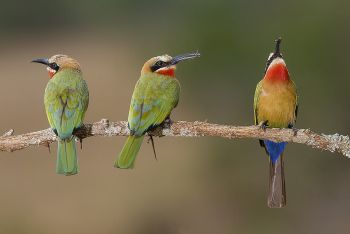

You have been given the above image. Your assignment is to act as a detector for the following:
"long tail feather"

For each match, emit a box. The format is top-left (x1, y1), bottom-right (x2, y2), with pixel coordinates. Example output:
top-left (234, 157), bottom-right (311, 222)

top-left (57, 138), bottom-right (78, 176)
top-left (115, 135), bottom-right (144, 169)
top-left (268, 154), bottom-right (286, 208)
top-left (263, 140), bottom-right (287, 208)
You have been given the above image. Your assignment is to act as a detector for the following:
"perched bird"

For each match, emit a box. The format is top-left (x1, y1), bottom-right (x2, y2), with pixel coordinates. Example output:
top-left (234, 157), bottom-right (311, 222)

top-left (254, 38), bottom-right (298, 208)
top-left (116, 52), bottom-right (200, 169)
top-left (32, 55), bottom-right (89, 176)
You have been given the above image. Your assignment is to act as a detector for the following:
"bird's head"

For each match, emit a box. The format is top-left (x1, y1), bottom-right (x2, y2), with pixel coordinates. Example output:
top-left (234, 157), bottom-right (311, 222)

top-left (32, 54), bottom-right (81, 78)
top-left (141, 52), bottom-right (200, 77)
top-left (264, 38), bottom-right (290, 82)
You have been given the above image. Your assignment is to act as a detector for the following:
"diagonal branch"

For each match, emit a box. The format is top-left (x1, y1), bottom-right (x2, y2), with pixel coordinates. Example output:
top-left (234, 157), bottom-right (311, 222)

top-left (0, 119), bottom-right (349, 158)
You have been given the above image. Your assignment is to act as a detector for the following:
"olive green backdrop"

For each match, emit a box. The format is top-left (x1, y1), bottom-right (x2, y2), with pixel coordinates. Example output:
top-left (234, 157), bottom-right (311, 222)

top-left (0, 0), bottom-right (349, 233)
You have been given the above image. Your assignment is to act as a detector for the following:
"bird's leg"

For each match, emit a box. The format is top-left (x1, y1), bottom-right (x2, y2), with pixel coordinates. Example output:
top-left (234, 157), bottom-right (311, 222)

top-left (147, 135), bottom-right (158, 161)
top-left (165, 115), bottom-right (173, 124)
top-left (154, 116), bottom-right (173, 138)
top-left (258, 120), bottom-right (269, 131)
top-left (288, 123), bottom-right (298, 137)
top-left (72, 127), bottom-right (83, 150)
top-left (161, 115), bottom-right (173, 130)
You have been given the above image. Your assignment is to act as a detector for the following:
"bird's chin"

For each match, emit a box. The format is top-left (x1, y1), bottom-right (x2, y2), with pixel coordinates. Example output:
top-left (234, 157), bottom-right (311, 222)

top-left (46, 67), bottom-right (57, 78)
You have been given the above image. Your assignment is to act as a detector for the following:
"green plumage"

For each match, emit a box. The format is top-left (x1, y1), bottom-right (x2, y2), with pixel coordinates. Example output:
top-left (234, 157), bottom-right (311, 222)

top-left (116, 72), bottom-right (180, 169)
top-left (117, 136), bottom-right (144, 169)
top-left (57, 139), bottom-right (77, 175)
top-left (44, 69), bottom-right (89, 175)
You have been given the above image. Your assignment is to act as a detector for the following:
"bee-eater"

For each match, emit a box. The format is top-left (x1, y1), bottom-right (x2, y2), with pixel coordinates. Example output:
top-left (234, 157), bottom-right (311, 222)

top-left (115, 52), bottom-right (200, 169)
top-left (32, 55), bottom-right (89, 176)
top-left (254, 38), bottom-right (298, 208)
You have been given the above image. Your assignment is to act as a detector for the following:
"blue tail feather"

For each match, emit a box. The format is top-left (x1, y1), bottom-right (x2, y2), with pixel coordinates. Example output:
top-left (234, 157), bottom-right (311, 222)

top-left (264, 140), bottom-right (287, 163)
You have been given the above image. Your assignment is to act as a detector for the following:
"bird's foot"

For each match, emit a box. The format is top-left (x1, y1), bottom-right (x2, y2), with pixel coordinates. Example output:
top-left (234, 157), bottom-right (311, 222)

top-left (258, 121), bottom-right (269, 132)
top-left (288, 124), bottom-right (298, 136)
top-left (72, 126), bottom-right (84, 136)
top-left (293, 128), bottom-right (298, 137)
top-left (162, 116), bottom-right (173, 129)
top-left (72, 127), bottom-right (84, 149)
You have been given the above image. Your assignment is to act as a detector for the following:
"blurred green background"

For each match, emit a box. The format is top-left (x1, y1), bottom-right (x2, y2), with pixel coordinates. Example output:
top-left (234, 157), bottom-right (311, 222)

top-left (0, 0), bottom-right (349, 233)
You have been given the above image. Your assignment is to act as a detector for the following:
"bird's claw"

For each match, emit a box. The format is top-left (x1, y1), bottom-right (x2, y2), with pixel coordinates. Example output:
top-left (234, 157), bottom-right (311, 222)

top-left (165, 116), bottom-right (173, 124)
top-left (258, 121), bottom-right (268, 132)
top-left (163, 116), bottom-right (173, 128)
top-left (288, 123), bottom-right (298, 136)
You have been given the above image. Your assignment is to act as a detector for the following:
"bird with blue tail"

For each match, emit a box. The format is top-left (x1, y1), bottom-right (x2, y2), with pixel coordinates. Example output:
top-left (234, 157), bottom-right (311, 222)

top-left (32, 55), bottom-right (89, 176)
top-left (254, 38), bottom-right (298, 208)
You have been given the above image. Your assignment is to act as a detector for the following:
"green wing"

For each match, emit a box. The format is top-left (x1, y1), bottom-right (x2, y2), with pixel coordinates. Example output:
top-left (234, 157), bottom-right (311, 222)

top-left (128, 75), bottom-right (180, 136)
top-left (292, 80), bottom-right (298, 123)
top-left (44, 70), bottom-right (89, 139)
top-left (254, 80), bottom-right (263, 125)
top-left (253, 80), bottom-right (266, 148)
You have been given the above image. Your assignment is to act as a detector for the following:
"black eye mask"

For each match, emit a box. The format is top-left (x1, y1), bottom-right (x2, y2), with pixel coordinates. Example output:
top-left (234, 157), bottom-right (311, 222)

top-left (150, 60), bottom-right (169, 72)
top-left (49, 62), bottom-right (60, 72)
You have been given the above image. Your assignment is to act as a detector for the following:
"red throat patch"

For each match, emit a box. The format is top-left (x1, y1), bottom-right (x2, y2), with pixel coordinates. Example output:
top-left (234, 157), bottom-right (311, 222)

top-left (265, 63), bottom-right (289, 82)
top-left (156, 68), bottom-right (175, 77)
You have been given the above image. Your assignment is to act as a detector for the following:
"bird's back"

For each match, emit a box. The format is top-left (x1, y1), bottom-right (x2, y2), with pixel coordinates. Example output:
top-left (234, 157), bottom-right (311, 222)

top-left (128, 73), bottom-right (180, 136)
top-left (44, 69), bottom-right (89, 138)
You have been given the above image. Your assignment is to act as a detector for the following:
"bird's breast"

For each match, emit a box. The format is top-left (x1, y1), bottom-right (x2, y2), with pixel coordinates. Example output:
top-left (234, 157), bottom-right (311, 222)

top-left (257, 81), bottom-right (297, 128)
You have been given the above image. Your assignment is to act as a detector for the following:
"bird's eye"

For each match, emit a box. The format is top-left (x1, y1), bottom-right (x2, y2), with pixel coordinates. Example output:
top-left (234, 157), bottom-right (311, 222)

top-left (155, 61), bottom-right (165, 67)
top-left (151, 60), bottom-right (168, 72)
top-left (49, 62), bottom-right (59, 71)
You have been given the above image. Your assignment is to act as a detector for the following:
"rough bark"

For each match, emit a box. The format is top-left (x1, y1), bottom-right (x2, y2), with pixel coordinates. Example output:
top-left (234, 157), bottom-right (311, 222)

top-left (0, 119), bottom-right (349, 158)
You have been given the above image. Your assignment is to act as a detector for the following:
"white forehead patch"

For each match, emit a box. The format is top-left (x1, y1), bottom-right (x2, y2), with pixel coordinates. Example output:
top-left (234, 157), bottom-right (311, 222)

top-left (267, 53), bottom-right (274, 61)
top-left (49, 54), bottom-right (68, 64)
top-left (157, 55), bottom-right (172, 63)
top-left (269, 57), bottom-right (286, 68)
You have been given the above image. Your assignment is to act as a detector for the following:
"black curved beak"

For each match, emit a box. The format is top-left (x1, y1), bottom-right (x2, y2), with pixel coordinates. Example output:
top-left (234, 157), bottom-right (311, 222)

top-left (31, 58), bottom-right (49, 66)
top-left (170, 51), bottom-right (200, 65)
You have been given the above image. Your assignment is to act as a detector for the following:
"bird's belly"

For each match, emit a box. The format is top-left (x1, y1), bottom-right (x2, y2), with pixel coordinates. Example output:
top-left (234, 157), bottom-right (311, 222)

top-left (258, 89), bottom-right (295, 128)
